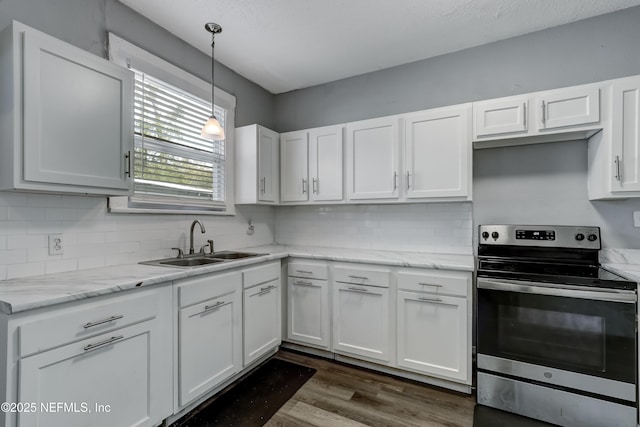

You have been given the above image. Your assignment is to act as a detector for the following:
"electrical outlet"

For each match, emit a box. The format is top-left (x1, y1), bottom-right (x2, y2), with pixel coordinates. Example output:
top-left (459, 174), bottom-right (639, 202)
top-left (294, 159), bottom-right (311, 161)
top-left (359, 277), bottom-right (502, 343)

top-left (48, 234), bottom-right (63, 255)
top-left (634, 211), bottom-right (640, 228)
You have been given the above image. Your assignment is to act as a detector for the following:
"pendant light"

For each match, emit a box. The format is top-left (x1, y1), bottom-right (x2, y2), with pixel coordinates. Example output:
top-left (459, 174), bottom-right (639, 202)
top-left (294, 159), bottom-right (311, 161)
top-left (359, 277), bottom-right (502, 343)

top-left (201, 22), bottom-right (225, 140)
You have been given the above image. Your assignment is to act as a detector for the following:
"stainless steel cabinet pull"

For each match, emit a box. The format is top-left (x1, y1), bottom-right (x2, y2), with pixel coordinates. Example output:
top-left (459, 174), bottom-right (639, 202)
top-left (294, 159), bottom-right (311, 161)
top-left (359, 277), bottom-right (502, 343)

top-left (296, 270), bottom-right (313, 274)
top-left (348, 275), bottom-right (368, 280)
top-left (124, 151), bottom-right (131, 178)
top-left (615, 156), bottom-right (622, 181)
top-left (203, 301), bottom-right (225, 312)
top-left (302, 178), bottom-right (307, 194)
top-left (393, 172), bottom-right (398, 191)
top-left (406, 171), bottom-right (411, 190)
top-left (83, 315), bottom-right (124, 329)
top-left (541, 100), bottom-right (546, 125)
top-left (295, 280), bottom-right (315, 286)
top-left (522, 103), bottom-right (527, 128)
top-left (258, 285), bottom-right (276, 295)
top-left (348, 286), bottom-right (368, 293)
top-left (83, 335), bottom-right (124, 352)
top-left (312, 178), bottom-right (318, 194)
top-left (260, 177), bottom-right (266, 193)
top-left (418, 282), bottom-right (442, 288)
top-left (418, 297), bottom-right (443, 303)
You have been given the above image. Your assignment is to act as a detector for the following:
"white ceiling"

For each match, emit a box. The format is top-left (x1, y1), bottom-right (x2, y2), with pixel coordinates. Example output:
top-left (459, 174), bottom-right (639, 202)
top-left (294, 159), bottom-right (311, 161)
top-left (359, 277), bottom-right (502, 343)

top-left (120, 0), bottom-right (640, 94)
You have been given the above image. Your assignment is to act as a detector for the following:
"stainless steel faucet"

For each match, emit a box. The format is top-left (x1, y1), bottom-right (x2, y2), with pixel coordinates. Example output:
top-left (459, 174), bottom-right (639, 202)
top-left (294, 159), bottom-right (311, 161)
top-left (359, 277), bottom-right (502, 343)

top-left (189, 220), bottom-right (206, 255)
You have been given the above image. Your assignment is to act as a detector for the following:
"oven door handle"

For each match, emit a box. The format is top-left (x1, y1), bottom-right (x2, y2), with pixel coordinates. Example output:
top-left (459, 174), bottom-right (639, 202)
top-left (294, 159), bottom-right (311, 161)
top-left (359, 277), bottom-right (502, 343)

top-left (477, 278), bottom-right (637, 303)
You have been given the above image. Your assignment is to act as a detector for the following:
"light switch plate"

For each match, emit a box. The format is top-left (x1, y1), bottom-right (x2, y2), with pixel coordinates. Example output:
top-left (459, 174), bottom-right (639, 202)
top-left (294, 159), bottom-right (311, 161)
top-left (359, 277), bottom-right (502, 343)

top-left (48, 234), bottom-right (63, 255)
top-left (633, 211), bottom-right (640, 228)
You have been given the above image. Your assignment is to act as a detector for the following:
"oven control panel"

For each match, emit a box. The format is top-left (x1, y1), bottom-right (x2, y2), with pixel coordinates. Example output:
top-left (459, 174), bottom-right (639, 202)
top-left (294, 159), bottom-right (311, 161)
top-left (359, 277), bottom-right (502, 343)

top-left (479, 225), bottom-right (601, 248)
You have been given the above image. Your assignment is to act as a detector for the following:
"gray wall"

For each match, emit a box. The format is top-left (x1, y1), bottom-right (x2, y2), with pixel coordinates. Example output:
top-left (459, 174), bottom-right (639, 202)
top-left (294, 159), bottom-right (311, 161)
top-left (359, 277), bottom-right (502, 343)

top-left (0, 0), bottom-right (276, 128)
top-left (273, 6), bottom-right (640, 249)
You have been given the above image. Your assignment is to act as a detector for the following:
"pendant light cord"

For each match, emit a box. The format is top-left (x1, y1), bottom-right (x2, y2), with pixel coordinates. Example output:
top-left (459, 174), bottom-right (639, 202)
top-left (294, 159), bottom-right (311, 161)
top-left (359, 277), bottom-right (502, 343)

top-left (211, 33), bottom-right (215, 115)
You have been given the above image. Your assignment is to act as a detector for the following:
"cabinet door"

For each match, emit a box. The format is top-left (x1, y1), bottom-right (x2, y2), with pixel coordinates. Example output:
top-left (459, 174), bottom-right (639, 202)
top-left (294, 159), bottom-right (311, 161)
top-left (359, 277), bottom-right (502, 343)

top-left (18, 321), bottom-right (161, 427)
top-left (473, 96), bottom-right (529, 138)
top-left (611, 77), bottom-right (640, 192)
top-left (332, 282), bottom-right (390, 362)
top-left (346, 117), bottom-right (400, 200)
top-left (404, 105), bottom-right (471, 199)
top-left (397, 291), bottom-right (469, 383)
top-left (22, 29), bottom-right (132, 192)
top-left (178, 289), bottom-right (242, 407)
top-left (287, 277), bottom-right (330, 349)
top-left (280, 131), bottom-right (309, 202)
top-left (258, 126), bottom-right (279, 202)
top-left (309, 125), bottom-right (344, 202)
top-left (244, 279), bottom-right (280, 365)
top-left (537, 86), bottom-right (599, 130)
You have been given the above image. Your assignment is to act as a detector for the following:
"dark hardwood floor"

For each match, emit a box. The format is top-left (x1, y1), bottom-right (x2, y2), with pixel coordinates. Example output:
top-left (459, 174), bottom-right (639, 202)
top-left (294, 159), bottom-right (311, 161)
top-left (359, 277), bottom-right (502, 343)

top-left (267, 350), bottom-right (475, 427)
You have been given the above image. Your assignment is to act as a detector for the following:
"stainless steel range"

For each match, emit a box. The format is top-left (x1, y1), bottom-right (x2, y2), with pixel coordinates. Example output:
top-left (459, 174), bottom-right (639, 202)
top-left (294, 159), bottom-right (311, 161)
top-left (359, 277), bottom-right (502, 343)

top-left (476, 225), bottom-right (637, 427)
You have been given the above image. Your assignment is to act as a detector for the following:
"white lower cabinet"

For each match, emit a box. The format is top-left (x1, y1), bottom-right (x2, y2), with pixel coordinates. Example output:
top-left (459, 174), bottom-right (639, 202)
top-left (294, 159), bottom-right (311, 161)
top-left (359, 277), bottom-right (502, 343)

top-left (243, 262), bottom-right (282, 366)
top-left (11, 285), bottom-right (172, 427)
top-left (332, 265), bottom-right (392, 363)
top-left (286, 260), bottom-right (330, 349)
top-left (176, 272), bottom-right (242, 408)
top-left (396, 269), bottom-right (472, 384)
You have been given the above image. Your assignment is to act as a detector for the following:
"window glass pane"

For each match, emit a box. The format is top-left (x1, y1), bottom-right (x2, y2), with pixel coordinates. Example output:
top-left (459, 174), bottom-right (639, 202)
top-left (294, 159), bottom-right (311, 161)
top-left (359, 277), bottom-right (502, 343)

top-left (132, 69), bottom-right (225, 204)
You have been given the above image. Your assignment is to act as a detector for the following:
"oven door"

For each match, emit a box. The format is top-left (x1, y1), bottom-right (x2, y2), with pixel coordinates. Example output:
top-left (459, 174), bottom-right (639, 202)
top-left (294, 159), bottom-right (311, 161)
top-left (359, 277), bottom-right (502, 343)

top-left (477, 277), bottom-right (637, 391)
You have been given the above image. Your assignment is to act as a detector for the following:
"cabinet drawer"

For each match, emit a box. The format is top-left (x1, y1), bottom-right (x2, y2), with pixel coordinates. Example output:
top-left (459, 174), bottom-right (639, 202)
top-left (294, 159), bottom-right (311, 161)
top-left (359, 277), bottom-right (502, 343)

top-left (288, 261), bottom-right (328, 280)
top-left (397, 269), bottom-right (470, 297)
top-left (18, 289), bottom-right (157, 358)
top-left (243, 261), bottom-right (280, 289)
top-left (333, 264), bottom-right (391, 288)
top-left (178, 271), bottom-right (241, 308)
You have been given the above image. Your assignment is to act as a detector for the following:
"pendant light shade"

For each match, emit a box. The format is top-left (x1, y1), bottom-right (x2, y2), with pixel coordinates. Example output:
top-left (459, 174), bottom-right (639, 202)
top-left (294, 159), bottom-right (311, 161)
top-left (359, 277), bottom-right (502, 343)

top-left (201, 22), bottom-right (225, 141)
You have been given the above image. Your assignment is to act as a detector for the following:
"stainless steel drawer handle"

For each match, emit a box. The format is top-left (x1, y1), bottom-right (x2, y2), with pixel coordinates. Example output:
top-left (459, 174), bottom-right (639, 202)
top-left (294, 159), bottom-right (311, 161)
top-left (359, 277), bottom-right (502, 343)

top-left (260, 285), bottom-right (276, 292)
top-left (83, 335), bottom-right (124, 352)
top-left (418, 282), bottom-right (442, 288)
top-left (348, 286), bottom-right (368, 293)
top-left (294, 280), bottom-right (315, 286)
top-left (83, 315), bottom-right (124, 329)
top-left (203, 301), bottom-right (225, 312)
top-left (418, 297), bottom-right (443, 303)
top-left (348, 275), bottom-right (368, 280)
top-left (296, 270), bottom-right (313, 274)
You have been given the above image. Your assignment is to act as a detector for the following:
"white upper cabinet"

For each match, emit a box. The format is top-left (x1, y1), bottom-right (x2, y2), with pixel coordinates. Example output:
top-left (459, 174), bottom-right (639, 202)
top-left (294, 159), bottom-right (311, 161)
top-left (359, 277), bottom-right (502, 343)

top-left (0, 21), bottom-right (133, 195)
top-left (235, 124), bottom-right (280, 204)
top-left (346, 116), bottom-right (400, 200)
top-left (473, 82), bottom-right (601, 147)
top-left (588, 76), bottom-right (640, 199)
top-left (404, 104), bottom-right (472, 200)
top-left (309, 125), bottom-right (344, 202)
top-left (280, 131), bottom-right (309, 202)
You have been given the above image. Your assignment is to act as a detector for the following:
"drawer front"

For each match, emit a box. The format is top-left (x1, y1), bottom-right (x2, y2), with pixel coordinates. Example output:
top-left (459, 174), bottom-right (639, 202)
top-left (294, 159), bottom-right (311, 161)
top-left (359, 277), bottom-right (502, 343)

top-left (397, 269), bottom-right (470, 297)
top-left (333, 264), bottom-right (390, 288)
top-left (243, 261), bottom-right (280, 289)
top-left (19, 289), bottom-right (157, 358)
top-left (178, 271), bottom-right (241, 308)
top-left (288, 261), bottom-right (328, 280)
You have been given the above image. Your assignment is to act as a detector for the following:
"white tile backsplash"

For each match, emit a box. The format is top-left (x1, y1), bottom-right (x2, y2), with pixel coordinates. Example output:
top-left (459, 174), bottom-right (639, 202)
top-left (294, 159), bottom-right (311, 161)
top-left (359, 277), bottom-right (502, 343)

top-left (275, 203), bottom-right (473, 255)
top-left (0, 192), bottom-right (275, 280)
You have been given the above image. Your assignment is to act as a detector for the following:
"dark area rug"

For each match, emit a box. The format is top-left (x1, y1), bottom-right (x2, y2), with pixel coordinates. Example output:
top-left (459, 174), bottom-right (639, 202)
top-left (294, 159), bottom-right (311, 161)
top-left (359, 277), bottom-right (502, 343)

top-left (473, 404), bottom-right (556, 427)
top-left (174, 358), bottom-right (316, 427)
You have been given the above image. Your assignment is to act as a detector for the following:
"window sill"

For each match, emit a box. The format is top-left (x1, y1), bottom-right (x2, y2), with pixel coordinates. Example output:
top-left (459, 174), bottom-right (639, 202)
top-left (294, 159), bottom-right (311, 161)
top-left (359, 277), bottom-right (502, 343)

top-left (107, 196), bottom-right (235, 216)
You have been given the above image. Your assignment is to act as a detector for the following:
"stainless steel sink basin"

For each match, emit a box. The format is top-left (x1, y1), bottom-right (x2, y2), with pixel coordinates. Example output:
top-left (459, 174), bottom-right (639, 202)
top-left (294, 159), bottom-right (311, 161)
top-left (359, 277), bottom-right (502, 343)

top-left (208, 251), bottom-right (260, 260)
top-left (140, 251), bottom-right (265, 268)
top-left (159, 257), bottom-right (224, 267)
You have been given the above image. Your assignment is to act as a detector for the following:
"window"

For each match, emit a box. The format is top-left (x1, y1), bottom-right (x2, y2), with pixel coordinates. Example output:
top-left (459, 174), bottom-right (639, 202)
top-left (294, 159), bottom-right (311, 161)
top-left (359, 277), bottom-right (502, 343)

top-left (107, 34), bottom-right (236, 214)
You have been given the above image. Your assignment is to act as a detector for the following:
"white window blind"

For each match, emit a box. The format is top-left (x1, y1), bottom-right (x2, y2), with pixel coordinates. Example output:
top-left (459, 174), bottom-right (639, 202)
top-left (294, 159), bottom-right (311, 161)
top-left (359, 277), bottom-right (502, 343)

top-left (132, 69), bottom-right (226, 207)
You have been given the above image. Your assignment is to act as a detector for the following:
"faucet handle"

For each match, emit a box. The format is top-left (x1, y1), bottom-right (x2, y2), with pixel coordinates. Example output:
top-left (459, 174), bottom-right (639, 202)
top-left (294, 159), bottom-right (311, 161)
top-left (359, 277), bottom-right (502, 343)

top-left (207, 239), bottom-right (214, 255)
top-left (171, 247), bottom-right (184, 259)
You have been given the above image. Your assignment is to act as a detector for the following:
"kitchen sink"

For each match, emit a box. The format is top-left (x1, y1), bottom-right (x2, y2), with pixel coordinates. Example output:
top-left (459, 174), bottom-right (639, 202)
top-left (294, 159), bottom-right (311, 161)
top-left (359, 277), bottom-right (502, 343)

top-left (159, 257), bottom-right (224, 267)
top-left (140, 251), bottom-right (265, 268)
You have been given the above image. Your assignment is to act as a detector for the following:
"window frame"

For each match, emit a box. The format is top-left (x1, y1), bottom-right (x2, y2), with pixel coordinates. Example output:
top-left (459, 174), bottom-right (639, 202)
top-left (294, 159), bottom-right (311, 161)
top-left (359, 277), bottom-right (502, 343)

top-left (107, 33), bottom-right (236, 215)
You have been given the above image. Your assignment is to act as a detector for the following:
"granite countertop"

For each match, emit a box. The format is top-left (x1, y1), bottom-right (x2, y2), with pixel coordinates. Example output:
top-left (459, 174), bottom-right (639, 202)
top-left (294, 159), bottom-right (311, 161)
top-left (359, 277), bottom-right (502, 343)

top-left (0, 244), bottom-right (474, 315)
top-left (600, 248), bottom-right (640, 284)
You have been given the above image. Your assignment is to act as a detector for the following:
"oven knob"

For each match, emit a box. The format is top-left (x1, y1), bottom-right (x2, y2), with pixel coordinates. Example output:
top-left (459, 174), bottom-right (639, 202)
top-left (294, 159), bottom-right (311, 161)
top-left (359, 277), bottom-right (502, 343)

top-left (575, 233), bottom-right (585, 241)
top-left (481, 231), bottom-right (489, 240)
top-left (587, 234), bottom-right (598, 242)
top-left (491, 231), bottom-right (499, 240)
